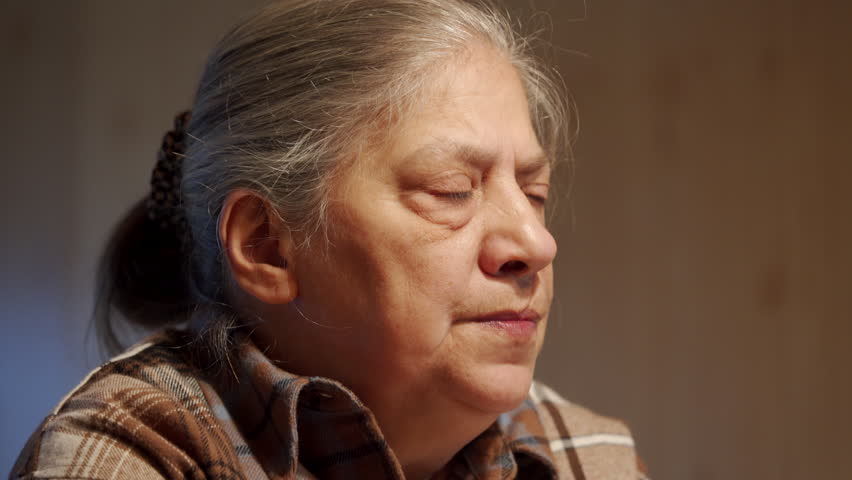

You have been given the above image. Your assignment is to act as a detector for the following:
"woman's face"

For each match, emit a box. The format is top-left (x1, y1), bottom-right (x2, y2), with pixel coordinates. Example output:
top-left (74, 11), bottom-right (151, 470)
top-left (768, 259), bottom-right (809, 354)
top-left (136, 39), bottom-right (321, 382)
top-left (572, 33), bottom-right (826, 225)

top-left (280, 46), bottom-right (556, 416)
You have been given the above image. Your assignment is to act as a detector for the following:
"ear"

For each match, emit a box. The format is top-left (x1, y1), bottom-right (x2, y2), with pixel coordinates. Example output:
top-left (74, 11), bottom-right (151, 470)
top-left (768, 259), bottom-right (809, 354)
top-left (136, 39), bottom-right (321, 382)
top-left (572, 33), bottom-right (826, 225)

top-left (219, 189), bottom-right (297, 304)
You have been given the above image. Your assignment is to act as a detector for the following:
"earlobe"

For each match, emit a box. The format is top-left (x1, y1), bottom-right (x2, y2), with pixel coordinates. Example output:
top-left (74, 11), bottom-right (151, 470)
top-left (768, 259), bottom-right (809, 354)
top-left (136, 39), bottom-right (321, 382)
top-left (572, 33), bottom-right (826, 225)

top-left (219, 190), bottom-right (298, 304)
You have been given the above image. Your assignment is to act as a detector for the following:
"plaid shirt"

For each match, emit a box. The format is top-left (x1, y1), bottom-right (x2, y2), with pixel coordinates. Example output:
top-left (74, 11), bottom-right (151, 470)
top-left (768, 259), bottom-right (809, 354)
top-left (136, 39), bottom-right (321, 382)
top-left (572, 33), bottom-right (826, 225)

top-left (12, 330), bottom-right (648, 479)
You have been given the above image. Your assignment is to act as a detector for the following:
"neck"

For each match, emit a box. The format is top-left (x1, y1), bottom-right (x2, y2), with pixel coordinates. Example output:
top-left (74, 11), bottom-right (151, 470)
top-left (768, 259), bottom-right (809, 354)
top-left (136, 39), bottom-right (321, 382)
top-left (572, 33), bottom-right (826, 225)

top-left (369, 391), bottom-right (497, 480)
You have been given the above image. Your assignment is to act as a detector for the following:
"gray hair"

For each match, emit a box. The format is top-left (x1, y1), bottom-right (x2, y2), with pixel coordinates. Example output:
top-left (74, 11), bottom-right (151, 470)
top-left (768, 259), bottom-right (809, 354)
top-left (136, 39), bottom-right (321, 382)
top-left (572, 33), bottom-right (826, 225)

top-left (95, 0), bottom-right (571, 361)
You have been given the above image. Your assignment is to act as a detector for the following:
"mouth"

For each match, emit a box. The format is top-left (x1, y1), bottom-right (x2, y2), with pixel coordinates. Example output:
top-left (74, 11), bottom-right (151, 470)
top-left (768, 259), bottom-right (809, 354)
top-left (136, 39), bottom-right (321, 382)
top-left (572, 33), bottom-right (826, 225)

top-left (467, 309), bottom-right (541, 340)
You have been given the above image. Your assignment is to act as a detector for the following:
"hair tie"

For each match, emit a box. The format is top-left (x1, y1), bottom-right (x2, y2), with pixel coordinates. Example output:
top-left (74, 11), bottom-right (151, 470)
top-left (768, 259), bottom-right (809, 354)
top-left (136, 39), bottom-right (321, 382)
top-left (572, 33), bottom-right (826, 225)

top-left (147, 111), bottom-right (192, 235)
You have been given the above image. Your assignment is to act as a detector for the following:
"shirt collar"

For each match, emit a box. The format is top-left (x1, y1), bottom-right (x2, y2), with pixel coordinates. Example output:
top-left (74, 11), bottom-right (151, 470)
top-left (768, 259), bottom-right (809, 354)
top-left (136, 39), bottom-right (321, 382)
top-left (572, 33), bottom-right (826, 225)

top-left (202, 331), bottom-right (557, 479)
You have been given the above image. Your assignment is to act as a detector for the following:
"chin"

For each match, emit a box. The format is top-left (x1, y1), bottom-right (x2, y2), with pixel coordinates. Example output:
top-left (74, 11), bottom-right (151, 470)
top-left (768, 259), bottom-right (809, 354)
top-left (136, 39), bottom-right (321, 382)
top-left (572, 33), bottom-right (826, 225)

top-left (461, 363), bottom-right (536, 414)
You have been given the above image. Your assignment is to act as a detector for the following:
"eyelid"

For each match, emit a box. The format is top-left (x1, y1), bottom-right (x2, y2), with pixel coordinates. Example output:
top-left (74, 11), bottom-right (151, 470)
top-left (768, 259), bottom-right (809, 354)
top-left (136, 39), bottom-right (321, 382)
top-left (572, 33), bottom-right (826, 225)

top-left (524, 182), bottom-right (550, 198)
top-left (427, 173), bottom-right (475, 195)
top-left (434, 190), bottom-right (473, 201)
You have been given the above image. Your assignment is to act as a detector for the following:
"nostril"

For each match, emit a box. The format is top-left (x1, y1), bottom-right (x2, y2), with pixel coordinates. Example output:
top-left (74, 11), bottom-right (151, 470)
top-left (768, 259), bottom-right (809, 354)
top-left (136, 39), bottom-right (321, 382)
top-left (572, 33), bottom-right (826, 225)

top-left (499, 260), bottom-right (528, 275)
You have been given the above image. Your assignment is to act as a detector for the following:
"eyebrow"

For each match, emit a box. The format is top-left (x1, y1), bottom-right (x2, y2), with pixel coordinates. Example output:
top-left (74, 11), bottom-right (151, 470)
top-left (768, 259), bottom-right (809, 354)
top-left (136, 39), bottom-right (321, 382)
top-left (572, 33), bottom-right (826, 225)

top-left (411, 139), bottom-right (551, 177)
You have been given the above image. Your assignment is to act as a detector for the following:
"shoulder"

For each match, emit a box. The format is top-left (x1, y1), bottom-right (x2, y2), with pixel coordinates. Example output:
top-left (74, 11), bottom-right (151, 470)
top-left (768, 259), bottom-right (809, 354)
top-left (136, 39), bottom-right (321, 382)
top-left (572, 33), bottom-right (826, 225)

top-left (499, 380), bottom-right (650, 479)
top-left (528, 380), bottom-right (635, 443)
top-left (11, 331), bottom-right (241, 480)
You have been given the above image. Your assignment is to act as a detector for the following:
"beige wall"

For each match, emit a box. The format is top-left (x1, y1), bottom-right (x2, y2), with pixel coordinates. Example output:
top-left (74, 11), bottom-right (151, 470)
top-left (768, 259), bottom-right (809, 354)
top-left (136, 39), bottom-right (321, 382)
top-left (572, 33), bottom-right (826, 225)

top-left (534, 1), bottom-right (852, 478)
top-left (2, 1), bottom-right (850, 478)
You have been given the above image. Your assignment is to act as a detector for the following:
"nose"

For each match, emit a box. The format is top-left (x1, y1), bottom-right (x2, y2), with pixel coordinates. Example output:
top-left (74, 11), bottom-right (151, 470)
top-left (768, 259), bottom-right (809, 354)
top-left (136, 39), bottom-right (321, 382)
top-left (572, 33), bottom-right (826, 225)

top-left (479, 182), bottom-right (557, 280)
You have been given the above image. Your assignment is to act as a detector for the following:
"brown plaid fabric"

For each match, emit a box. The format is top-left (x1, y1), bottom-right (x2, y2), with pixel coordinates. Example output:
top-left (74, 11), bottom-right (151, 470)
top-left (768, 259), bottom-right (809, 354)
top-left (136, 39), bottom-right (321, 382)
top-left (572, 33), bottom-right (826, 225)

top-left (11, 330), bottom-right (648, 479)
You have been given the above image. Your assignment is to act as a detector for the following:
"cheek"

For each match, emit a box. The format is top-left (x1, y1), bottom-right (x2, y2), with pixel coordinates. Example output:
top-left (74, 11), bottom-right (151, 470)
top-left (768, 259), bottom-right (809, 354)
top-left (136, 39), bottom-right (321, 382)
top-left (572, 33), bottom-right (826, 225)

top-left (401, 226), bottom-right (481, 292)
top-left (329, 190), bottom-right (484, 331)
top-left (354, 231), bottom-right (481, 356)
top-left (377, 237), bottom-right (473, 323)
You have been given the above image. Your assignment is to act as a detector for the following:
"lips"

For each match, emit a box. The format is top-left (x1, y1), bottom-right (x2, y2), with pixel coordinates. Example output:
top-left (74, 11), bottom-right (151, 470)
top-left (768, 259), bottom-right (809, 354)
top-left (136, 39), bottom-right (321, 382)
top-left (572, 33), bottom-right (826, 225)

top-left (473, 309), bottom-right (541, 323)
top-left (469, 309), bottom-right (541, 340)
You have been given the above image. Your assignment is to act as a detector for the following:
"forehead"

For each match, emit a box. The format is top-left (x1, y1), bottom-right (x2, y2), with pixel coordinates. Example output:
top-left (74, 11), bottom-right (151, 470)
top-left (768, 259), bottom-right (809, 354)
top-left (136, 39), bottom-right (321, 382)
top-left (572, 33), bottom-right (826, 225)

top-left (360, 45), bottom-right (546, 174)
top-left (401, 139), bottom-right (551, 177)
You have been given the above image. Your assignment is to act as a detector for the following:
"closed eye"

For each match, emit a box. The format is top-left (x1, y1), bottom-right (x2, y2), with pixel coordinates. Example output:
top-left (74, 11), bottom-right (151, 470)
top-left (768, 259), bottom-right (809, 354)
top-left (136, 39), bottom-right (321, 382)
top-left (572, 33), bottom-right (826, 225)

top-left (435, 191), bottom-right (473, 202)
top-left (524, 183), bottom-right (550, 206)
top-left (526, 193), bottom-right (547, 205)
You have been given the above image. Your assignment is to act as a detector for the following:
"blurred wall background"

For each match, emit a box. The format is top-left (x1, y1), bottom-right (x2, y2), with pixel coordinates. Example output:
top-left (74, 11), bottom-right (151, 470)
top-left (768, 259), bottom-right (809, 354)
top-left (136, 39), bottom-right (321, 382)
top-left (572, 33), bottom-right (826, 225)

top-left (1, 1), bottom-right (850, 478)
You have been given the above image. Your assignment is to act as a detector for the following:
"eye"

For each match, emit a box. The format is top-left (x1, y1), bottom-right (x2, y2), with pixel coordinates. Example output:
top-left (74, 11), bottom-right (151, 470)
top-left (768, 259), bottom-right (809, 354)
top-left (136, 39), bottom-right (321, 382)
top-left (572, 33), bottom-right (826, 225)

top-left (524, 183), bottom-right (550, 206)
top-left (526, 193), bottom-right (547, 205)
top-left (435, 190), bottom-right (474, 202)
top-left (428, 173), bottom-right (476, 203)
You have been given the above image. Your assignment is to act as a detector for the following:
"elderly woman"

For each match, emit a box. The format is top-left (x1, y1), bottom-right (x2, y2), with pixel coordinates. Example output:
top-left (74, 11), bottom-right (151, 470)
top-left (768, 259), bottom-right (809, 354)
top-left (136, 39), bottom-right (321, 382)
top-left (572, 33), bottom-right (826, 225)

top-left (12, 1), bottom-right (646, 479)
